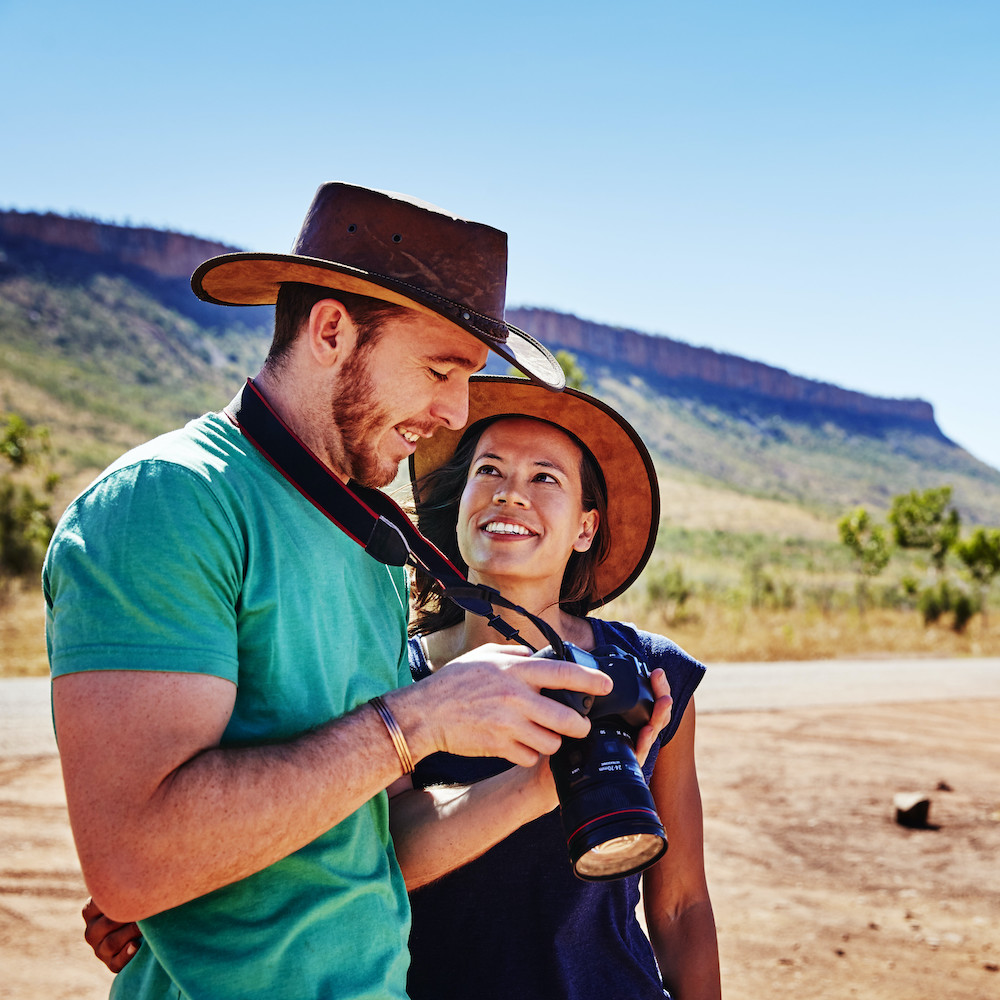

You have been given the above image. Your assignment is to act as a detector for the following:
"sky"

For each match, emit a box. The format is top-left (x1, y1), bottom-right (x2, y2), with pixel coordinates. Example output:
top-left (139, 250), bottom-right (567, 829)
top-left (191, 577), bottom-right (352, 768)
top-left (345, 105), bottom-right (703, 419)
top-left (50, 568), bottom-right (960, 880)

top-left (1, 0), bottom-right (997, 469)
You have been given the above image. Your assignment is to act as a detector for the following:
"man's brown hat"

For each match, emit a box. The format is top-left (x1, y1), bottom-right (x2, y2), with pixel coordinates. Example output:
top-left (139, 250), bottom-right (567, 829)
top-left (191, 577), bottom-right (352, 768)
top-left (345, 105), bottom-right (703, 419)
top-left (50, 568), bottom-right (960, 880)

top-left (191, 183), bottom-right (565, 390)
top-left (410, 375), bottom-right (660, 608)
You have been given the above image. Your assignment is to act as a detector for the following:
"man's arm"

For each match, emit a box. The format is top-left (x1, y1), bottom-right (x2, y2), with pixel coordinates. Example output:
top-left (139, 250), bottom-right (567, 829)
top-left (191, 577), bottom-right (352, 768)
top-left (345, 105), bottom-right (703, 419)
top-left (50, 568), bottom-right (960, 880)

top-left (54, 649), bottom-right (611, 922)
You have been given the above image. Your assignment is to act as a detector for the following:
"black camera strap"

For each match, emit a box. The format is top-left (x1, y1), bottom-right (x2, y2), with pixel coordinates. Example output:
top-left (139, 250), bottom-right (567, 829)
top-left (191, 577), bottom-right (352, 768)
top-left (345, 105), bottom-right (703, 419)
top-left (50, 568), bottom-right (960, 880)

top-left (229, 379), bottom-right (568, 657)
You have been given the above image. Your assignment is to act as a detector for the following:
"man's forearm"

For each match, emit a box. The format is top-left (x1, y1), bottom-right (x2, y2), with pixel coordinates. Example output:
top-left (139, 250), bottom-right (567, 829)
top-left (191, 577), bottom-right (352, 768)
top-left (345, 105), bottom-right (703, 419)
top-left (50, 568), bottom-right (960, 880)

top-left (56, 674), bottom-right (407, 922)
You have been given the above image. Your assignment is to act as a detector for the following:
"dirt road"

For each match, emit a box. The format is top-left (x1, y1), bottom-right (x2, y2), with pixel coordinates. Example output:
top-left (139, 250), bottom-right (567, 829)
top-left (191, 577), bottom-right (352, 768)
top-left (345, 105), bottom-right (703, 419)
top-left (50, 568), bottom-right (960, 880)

top-left (2, 663), bottom-right (998, 999)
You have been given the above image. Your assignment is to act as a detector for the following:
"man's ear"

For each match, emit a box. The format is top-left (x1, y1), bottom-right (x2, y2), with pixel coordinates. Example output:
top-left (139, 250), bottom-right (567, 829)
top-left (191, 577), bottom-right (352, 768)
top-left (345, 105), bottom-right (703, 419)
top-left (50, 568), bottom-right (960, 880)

top-left (307, 298), bottom-right (359, 368)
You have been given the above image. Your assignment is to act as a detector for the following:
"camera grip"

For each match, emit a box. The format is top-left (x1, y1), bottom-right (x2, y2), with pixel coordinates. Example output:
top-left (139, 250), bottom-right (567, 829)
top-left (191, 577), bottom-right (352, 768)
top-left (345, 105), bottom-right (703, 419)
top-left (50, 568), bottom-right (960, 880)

top-left (540, 687), bottom-right (596, 716)
top-left (533, 643), bottom-right (599, 716)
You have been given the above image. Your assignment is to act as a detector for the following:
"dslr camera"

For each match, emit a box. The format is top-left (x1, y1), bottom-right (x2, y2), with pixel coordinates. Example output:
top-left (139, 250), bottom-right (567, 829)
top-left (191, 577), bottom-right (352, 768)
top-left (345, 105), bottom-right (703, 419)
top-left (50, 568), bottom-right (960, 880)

top-left (539, 642), bottom-right (667, 881)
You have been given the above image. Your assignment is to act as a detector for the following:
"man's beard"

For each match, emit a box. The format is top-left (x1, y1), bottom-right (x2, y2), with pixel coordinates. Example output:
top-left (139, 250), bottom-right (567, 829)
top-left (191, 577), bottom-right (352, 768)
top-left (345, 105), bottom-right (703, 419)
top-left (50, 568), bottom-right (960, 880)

top-left (328, 344), bottom-right (399, 489)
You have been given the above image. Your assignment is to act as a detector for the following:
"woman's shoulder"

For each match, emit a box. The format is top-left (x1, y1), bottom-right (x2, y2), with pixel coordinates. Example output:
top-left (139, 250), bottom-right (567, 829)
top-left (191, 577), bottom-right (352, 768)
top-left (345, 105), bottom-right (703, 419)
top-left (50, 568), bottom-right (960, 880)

top-left (591, 618), bottom-right (706, 698)
top-left (408, 626), bottom-right (464, 680)
top-left (591, 618), bottom-right (707, 746)
top-left (591, 618), bottom-right (703, 667)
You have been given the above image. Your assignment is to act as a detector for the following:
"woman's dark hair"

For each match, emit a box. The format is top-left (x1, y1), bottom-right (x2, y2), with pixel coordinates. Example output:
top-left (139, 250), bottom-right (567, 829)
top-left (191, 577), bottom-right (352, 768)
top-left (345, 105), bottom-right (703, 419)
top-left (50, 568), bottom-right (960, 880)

top-left (409, 415), bottom-right (612, 637)
top-left (265, 282), bottom-right (411, 370)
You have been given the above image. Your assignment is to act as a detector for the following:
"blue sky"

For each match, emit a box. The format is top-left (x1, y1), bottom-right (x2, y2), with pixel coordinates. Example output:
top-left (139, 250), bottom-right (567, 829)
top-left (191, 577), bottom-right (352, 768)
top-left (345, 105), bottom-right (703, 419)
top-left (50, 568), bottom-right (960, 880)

top-left (2, 0), bottom-right (997, 472)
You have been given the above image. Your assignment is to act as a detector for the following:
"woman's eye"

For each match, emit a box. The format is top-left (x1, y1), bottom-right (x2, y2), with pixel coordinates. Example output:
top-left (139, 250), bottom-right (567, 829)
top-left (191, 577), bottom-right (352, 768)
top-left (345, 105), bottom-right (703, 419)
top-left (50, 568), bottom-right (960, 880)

top-left (534, 472), bottom-right (559, 484)
top-left (474, 464), bottom-right (500, 476)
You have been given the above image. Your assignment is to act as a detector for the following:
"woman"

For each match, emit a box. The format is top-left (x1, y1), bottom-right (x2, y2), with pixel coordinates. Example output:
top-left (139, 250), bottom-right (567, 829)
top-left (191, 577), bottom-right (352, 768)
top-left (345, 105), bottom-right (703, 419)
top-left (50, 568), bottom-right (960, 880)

top-left (85, 376), bottom-right (721, 999)
top-left (403, 376), bottom-right (720, 1000)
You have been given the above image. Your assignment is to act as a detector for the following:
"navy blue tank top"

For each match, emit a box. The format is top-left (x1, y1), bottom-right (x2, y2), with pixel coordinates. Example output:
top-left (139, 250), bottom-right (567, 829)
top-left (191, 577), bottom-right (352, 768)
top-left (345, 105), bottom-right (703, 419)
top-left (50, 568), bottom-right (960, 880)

top-left (406, 619), bottom-right (705, 1000)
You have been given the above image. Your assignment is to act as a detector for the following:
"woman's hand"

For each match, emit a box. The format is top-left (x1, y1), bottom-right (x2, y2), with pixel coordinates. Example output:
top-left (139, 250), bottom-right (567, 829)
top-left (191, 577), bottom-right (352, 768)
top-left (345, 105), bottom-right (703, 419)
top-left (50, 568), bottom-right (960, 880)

top-left (634, 668), bottom-right (672, 766)
top-left (82, 897), bottom-right (142, 973)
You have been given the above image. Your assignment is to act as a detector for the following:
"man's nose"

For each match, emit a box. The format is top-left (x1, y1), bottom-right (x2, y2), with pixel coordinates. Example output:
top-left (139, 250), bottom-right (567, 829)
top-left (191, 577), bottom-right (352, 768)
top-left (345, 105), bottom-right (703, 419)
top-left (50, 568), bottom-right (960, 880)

top-left (429, 378), bottom-right (470, 431)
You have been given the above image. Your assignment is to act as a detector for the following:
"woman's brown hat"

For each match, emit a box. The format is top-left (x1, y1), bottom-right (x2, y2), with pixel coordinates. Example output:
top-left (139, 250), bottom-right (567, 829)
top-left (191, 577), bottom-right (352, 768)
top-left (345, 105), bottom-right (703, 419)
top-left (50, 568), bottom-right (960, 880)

top-left (410, 375), bottom-right (660, 608)
top-left (191, 182), bottom-right (565, 390)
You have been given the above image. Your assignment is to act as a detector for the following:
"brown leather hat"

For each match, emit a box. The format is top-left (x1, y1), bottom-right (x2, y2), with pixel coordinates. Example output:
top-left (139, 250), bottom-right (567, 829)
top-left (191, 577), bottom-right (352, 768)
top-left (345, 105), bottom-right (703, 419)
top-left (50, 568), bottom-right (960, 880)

top-left (191, 182), bottom-right (565, 390)
top-left (410, 375), bottom-right (660, 608)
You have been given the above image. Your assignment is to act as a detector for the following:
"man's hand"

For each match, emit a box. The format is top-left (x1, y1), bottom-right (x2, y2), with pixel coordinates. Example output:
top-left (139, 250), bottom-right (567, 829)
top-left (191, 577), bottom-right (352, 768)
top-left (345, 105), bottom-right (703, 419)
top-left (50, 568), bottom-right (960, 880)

top-left (82, 898), bottom-right (141, 973)
top-left (388, 644), bottom-right (614, 767)
top-left (384, 655), bottom-right (671, 889)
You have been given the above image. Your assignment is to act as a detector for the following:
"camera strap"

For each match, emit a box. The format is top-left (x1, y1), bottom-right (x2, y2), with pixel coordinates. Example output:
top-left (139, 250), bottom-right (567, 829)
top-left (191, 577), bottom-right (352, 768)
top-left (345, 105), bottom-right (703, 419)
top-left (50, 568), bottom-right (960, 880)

top-left (229, 379), bottom-right (567, 655)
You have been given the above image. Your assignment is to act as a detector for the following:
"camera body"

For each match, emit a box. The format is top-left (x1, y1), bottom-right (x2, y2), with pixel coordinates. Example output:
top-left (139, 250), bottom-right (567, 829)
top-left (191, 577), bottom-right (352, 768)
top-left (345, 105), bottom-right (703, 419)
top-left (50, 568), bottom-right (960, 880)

top-left (539, 641), bottom-right (654, 726)
top-left (537, 642), bottom-right (667, 881)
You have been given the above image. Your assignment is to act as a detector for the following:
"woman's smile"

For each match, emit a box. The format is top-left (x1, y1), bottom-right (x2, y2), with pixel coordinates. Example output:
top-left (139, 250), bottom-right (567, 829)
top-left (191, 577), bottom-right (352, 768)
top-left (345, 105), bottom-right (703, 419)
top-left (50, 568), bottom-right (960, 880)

top-left (480, 518), bottom-right (538, 538)
top-left (457, 418), bottom-right (598, 590)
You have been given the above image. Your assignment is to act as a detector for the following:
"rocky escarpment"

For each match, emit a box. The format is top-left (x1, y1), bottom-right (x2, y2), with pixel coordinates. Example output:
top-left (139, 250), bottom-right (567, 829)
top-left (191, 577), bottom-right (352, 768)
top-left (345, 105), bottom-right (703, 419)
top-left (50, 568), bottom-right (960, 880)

top-left (507, 306), bottom-right (938, 428)
top-left (0, 209), bottom-right (238, 280)
top-left (0, 209), bottom-right (940, 432)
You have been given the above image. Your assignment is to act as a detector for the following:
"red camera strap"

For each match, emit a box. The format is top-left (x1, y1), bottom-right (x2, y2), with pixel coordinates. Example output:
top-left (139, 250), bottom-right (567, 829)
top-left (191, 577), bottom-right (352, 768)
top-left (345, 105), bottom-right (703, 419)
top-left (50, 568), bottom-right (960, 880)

top-left (228, 379), bottom-right (536, 646)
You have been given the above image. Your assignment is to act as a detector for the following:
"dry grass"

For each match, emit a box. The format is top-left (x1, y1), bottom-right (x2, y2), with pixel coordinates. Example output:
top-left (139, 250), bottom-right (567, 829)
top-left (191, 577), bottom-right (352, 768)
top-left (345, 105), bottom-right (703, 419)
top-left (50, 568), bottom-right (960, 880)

top-left (658, 476), bottom-right (837, 540)
top-left (6, 579), bottom-right (999, 678)
top-left (600, 593), bottom-right (1000, 663)
top-left (0, 585), bottom-right (49, 676)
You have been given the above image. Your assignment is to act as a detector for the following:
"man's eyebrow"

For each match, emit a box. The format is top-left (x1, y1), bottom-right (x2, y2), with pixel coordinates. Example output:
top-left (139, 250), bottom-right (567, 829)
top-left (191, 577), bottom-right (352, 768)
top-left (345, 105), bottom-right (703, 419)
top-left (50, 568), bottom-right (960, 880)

top-left (426, 352), bottom-right (487, 373)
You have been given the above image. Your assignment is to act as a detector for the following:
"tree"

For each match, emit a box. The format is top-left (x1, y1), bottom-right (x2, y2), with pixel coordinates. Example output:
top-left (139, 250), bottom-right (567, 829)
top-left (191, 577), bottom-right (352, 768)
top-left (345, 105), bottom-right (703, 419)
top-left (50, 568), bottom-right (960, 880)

top-left (553, 350), bottom-right (591, 392)
top-left (955, 527), bottom-right (1000, 629)
top-left (887, 486), bottom-right (960, 574)
top-left (0, 413), bottom-right (59, 599)
top-left (509, 349), bottom-right (591, 392)
top-left (838, 507), bottom-right (891, 614)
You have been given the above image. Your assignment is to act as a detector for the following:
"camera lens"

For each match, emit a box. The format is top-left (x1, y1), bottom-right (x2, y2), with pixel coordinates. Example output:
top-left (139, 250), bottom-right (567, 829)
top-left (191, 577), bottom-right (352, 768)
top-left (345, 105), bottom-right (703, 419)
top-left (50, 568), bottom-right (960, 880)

top-left (551, 721), bottom-right (667, 881)
top-left (576, 831), bottom-right (665, 879)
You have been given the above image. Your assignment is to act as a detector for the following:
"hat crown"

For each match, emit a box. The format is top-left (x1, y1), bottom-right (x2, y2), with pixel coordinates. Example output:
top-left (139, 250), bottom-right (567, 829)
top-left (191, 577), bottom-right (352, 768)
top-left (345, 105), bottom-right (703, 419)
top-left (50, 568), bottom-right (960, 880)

top-left (292, 183), bottom-right (508, 322)
top-left (190, 182), bottom-right (566, 388)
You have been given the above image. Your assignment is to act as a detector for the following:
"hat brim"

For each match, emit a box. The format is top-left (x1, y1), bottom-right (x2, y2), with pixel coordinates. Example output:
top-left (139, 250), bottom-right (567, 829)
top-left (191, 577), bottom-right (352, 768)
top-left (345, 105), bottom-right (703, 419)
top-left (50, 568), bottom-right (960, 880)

top-left (191, 253), bottom-right (565, 391)
top-left (409, 375), bottom-right (659, 609)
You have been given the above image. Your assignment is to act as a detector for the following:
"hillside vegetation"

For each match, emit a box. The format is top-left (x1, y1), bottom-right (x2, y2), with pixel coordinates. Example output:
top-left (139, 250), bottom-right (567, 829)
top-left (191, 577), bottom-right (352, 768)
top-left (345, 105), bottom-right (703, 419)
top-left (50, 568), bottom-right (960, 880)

top-left (0, 224), bottom-right (272, 496)
top-left (503, 308), bottom-right (1000, 526)
top-left (2, 212), bottom-right (999, 673)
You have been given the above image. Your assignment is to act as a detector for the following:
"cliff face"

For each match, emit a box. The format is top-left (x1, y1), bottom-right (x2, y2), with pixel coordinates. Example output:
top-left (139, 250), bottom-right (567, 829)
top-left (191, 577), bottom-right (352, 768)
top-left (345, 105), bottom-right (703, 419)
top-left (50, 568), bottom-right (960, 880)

top-left (0, 210), bottom-right (938, 430)
top-left (507, 307), bottom-right (937, 427)
top-left (0, 210), bottom-right (238, 280)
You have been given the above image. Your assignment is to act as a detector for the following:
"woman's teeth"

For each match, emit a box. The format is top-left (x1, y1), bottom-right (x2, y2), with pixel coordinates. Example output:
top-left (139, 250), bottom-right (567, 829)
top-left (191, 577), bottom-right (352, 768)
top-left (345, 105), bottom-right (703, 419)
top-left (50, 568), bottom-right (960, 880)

top-left (484, 522), bottom-right (532, 535)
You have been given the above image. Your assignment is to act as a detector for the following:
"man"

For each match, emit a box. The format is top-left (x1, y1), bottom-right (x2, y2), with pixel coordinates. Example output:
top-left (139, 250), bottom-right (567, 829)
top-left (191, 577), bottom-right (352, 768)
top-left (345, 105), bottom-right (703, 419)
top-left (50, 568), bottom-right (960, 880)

top-left (45, 183), bottom-right (619, 999)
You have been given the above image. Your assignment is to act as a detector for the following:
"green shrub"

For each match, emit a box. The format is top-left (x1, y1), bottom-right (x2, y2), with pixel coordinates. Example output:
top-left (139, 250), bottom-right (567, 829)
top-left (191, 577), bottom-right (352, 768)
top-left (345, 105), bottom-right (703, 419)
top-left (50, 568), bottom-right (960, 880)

top-left (952, 590), bottom-right (976, 632)
top-left (0, 413), bottom-right (58, 596)
top-left (645, 564), bottom-right (694, 622)
top-left (918, 584), bottom-right (945, 625)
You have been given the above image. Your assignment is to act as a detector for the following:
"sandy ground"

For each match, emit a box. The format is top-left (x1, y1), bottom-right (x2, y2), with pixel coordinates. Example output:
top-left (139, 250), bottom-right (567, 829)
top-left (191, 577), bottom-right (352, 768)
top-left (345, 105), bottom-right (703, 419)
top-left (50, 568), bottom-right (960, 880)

top-left (1, 690), bottom-right (998, 999)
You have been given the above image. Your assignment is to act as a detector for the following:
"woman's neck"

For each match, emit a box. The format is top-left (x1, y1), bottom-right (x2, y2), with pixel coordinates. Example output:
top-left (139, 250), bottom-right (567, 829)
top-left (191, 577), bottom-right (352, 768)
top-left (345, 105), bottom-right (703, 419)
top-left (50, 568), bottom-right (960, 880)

top-left (422, 575), bottom-right (595, 669)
